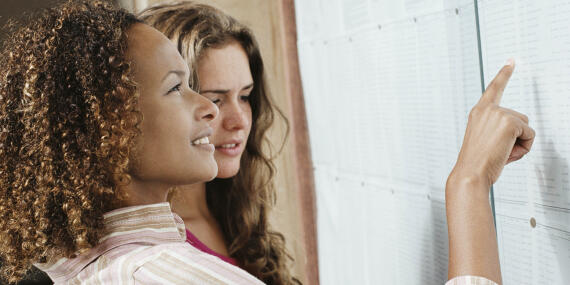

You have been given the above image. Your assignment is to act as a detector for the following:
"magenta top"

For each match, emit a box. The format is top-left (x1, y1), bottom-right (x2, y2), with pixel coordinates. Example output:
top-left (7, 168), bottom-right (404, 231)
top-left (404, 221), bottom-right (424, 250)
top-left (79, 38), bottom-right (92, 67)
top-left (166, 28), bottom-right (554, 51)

top-left (185, 229), bottom-right (238, 266)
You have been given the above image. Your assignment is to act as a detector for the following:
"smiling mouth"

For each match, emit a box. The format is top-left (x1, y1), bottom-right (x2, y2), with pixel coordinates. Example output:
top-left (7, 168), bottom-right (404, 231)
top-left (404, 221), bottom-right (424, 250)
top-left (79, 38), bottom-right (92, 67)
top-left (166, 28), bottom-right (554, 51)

top-left (219, 143), bottom-right (237, 148)
top-left (191, 136), bottom-right (210, 145)
top-left (214, 142), bottom-right (242, 156)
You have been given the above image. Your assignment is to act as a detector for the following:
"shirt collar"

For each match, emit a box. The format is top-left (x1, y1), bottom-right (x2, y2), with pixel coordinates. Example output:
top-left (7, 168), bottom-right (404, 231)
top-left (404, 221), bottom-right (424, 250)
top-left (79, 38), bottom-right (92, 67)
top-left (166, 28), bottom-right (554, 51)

top-left (37, 202), bottom-right (186, 283)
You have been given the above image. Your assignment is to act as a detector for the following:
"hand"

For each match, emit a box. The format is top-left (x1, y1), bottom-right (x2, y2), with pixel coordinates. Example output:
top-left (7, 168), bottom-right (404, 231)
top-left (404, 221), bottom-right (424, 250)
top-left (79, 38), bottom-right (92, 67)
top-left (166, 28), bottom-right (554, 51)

top-left (451, 59), bottom-right (535, 189)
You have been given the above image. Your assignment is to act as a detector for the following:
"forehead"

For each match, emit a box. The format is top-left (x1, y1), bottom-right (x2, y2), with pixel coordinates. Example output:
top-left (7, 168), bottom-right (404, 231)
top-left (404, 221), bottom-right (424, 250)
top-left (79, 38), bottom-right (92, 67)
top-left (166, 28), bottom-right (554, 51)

top-left (125, 23), bottom-right (187, 77)
top-left (197, 42), bottom-right (252, 87)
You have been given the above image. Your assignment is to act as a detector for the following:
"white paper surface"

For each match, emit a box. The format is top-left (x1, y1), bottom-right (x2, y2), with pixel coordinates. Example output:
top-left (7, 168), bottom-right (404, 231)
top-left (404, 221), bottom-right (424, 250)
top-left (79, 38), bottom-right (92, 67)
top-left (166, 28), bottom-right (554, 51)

top-left (478, 0), bottom-right (570, 284)
top-left (296, 0), bottom-right (569, 283)
top-left (296, 1), bottom-right (480, 284)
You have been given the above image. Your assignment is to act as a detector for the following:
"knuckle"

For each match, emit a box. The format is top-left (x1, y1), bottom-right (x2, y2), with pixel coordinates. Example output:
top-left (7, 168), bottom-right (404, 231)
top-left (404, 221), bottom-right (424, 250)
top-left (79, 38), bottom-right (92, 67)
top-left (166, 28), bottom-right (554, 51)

top-left (500, 114), bottom-right (517, 127)
top-left (469, 105), bottom-right (483, 119)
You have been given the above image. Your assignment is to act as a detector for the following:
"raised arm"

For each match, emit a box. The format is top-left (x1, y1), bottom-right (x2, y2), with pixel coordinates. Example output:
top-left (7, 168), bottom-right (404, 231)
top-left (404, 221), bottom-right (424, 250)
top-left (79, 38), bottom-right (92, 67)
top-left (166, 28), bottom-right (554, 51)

top-left (446, 59), bottom-right (535, 284)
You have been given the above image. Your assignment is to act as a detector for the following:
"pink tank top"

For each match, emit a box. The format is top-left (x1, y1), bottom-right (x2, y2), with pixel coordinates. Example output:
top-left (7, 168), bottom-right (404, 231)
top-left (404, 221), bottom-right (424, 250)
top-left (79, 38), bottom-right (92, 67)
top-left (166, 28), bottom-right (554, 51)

top-left (185, 229), bottom-right (238, 266)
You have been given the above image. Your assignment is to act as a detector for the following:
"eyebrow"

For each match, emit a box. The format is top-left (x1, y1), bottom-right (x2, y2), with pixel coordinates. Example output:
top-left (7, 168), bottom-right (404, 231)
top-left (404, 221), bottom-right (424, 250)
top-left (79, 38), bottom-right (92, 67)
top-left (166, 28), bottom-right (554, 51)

top-left (201, 82), bottom-right (254, 94)
top-left (161, 70), bottom-right (186, 82)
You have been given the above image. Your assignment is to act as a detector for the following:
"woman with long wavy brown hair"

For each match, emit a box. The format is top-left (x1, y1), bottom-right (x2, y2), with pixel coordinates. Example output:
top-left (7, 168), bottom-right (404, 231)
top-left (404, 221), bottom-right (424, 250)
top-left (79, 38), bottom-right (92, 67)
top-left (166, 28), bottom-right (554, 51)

top-left (139, 2), bottom-right (299, 284)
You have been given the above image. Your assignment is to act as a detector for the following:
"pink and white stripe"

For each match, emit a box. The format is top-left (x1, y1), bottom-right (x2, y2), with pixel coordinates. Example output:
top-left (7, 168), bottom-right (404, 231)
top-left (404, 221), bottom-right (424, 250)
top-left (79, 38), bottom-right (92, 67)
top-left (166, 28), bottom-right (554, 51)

top-left (446, 276), bottom-right (499, 285)
top-left (36, 203), bottom-right (264, 285)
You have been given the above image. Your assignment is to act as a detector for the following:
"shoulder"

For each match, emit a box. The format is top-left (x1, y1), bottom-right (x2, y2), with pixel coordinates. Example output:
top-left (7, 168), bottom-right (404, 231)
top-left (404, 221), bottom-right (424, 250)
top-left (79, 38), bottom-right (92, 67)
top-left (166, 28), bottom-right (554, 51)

top-left (75, 242), bottom-right (264, 285)
top-left (132, 243), bottom-right (264, 285)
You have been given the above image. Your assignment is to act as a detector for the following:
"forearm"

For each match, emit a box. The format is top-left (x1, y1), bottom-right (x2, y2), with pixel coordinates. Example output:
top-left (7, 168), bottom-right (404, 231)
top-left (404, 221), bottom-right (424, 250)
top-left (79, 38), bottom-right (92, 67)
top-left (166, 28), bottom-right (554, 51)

top-left (446, 173), bottom-right (502, 285)
top-left (444, 60), bottom-right (533, 285)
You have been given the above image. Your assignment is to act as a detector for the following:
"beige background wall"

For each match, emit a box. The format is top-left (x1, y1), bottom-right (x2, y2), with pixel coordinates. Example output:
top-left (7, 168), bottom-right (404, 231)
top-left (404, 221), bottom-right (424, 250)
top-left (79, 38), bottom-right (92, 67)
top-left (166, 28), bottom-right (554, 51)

top-left (121, 0), bottom-right (310, 283)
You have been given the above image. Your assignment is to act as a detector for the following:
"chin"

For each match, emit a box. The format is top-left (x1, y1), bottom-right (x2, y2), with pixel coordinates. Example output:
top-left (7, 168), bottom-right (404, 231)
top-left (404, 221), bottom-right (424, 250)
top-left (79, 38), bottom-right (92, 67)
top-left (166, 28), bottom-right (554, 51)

top-left (206, 166), bottom-right (219, 181)
top-left (196, 160), bottom-right (218, 182)
top-left (216, 164), bottom-right (240, 179)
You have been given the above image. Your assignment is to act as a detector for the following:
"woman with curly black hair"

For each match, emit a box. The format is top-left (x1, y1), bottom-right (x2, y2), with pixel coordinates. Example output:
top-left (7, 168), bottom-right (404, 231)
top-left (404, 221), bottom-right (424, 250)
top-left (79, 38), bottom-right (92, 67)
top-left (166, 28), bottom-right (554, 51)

top-left (0, 1), bottom-right (263, 284)
top-left (139, 3), bottom-right (300, 284)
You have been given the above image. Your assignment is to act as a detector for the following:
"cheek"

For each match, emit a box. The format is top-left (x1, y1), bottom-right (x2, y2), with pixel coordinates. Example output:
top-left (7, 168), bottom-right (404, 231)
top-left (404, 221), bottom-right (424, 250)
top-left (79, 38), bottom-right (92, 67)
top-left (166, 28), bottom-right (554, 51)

top-left (142, 112), bottom-right (185, 145)
top-left (136, 106), bottom-right (192, 165)
top-left (244, 105), bottom-right (253, 134)
top-left (209, 116), bottom-right (224, 140)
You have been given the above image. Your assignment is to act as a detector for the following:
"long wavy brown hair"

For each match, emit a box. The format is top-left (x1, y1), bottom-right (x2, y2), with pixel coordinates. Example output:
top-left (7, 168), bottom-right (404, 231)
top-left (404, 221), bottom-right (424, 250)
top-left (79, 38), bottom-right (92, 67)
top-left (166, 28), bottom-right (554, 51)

top-left (140, 2), bottom-right (298, 284)
top-left (0, 1), bottom-right (141, 283)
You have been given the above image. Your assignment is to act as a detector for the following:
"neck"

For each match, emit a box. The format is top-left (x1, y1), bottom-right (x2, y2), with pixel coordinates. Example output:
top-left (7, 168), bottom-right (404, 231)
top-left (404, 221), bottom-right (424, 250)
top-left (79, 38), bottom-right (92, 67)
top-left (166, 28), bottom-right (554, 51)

top-left (120, 177), bottom-right (171, 207)
top-left (170, 183), bottom-right (212, 220)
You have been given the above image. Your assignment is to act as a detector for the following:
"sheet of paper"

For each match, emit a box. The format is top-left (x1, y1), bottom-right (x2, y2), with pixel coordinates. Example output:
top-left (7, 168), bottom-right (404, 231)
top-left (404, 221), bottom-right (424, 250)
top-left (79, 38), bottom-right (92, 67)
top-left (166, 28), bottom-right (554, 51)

top-left (479, 0), bottom-right (570, 283)
top-left (294, 0), bottom-right (343, 42)
top-left (293, 0), bottom-right (321, 42)
top-left (393, 188), bottom-right (449, 284)
top-left (341, 0), bottom-right (371, 31)
top-left (313, 169), bottom-right (399, 285)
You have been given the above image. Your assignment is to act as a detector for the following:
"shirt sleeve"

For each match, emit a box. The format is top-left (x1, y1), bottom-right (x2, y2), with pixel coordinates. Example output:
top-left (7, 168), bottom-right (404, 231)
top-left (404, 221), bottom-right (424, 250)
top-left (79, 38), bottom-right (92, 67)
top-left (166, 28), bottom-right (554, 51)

top-left (445, 276), bottom-right (499, 285)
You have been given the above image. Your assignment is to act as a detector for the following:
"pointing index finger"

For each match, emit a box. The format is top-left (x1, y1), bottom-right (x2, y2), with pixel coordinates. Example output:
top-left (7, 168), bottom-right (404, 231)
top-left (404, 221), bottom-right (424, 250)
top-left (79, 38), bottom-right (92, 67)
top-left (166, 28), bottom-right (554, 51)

top-left (481, 58), bottom-right (515, 105)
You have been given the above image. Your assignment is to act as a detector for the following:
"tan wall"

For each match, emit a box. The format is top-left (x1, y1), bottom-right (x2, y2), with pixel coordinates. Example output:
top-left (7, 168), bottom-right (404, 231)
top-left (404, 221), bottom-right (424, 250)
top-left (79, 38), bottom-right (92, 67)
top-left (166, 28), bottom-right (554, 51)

top-left (128, 0), bottom-right (309, 283)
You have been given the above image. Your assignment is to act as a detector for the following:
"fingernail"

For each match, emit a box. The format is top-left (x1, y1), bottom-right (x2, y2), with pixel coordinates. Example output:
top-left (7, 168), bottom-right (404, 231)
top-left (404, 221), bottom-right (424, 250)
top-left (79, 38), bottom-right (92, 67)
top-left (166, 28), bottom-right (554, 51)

top-left (505, 58), bottom-right (515, 66)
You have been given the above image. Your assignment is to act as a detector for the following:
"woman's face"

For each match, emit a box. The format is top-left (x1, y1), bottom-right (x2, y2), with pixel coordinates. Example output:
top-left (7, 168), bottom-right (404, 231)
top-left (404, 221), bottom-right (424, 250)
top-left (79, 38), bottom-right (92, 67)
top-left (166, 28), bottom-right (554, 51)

top-left (127, 24), bottom-right (219, 186)
top-left (197, 41), bottom-right (253, 178)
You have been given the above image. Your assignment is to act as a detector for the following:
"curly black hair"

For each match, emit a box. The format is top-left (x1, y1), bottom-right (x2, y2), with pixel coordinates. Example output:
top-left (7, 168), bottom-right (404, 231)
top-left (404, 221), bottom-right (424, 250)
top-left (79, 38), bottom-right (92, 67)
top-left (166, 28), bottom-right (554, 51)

top-left (0, 1), bottom-right (141, 283)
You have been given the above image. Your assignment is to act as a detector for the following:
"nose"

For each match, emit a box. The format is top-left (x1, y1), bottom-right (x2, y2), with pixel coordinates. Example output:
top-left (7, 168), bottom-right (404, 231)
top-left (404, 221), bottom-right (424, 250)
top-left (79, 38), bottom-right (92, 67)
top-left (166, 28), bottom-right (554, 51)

top-left (222, 100), bottom-right (247, 131)
top-left (193, 91), bottom-right (219, 122)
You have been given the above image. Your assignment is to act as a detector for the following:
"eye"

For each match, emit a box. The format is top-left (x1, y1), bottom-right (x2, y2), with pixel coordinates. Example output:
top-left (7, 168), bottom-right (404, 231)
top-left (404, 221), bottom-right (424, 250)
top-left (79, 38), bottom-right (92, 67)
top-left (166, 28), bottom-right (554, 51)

top-left (211, 98), bottom-right (221, 105)
top-left (240, 94), bottom-right (251, 102)
top-left (167, 83), bottom-right (182, 94)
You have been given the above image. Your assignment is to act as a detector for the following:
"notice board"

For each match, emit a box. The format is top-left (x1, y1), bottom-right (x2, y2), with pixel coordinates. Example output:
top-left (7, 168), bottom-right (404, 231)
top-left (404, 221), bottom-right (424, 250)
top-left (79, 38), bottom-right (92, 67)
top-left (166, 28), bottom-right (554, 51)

top-left (295, 0), bottom-right (570, 284)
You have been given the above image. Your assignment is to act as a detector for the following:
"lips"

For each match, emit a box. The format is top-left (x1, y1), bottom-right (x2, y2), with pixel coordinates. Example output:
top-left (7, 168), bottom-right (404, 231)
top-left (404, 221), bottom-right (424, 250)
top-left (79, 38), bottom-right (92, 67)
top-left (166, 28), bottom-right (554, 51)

top-left (214, 140), bottom-right (243, 157)
top-left (191, 127), bottom-right (213, 145)
top-left (191, 136), bottom-right (210, 145)
top-left (190, 127), bottom-right (214, 152)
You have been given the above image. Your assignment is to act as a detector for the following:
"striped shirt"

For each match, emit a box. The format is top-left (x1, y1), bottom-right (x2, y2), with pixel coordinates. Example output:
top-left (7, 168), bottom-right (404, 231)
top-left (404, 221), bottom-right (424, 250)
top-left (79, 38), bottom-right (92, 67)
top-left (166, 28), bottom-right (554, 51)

top-left (446, 276), bottom-right (498, 285)
top-left (36, 202), bottom-right (264, 285)
top-left (185, 229), bottom-right (238, 266)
